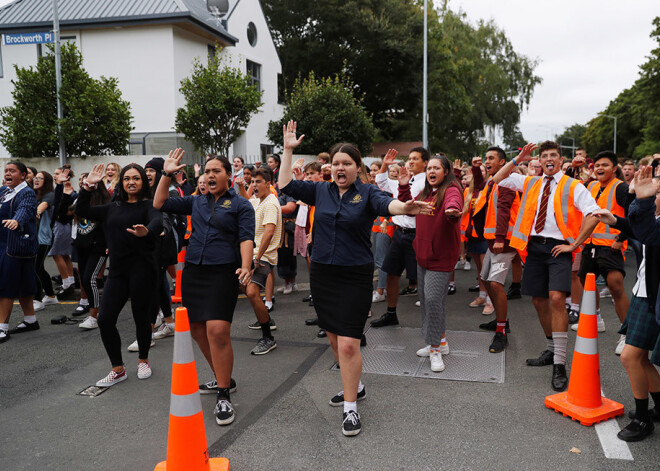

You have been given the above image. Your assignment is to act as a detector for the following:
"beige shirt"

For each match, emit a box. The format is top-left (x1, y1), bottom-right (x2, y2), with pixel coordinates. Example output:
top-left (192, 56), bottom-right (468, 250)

top-left (250, 193), bottom-right (282, 265)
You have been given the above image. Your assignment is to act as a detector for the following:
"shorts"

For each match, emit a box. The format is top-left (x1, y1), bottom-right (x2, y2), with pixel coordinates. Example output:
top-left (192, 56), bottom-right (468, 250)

top-left (382, 228), bottom-right (417, 281)
top-left (578, 244), bottom-right (626, 279)
top-left (521, 238), bottom-right (572, 298)
top-left (251, 260), bottom-right (273, 288)
top-left (466, 237), bottom-right (488, 255)
top-left (620, 295), bottom-right (660, 352)
top-left (48, 221), bottom-right (72, 256)
top-left (480, 250), bottom-right (517, 285)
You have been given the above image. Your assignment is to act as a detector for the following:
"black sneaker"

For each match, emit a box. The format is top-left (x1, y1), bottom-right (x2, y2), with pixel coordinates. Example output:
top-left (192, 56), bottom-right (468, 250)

top-left (72, 304), bottom-right (90, 317)
top-left (568, 309), bottom-right (579, 324)
top-left (329, 387), bottom-right (367, 407)
top-left (489, 332), bottom-right (508, 353)
top-left (317, 329), bottom-right (327, 338)
top-left (479, 319), bottom-right (511, 333)
top-left (214, 397), bottom-right (235, 426)
top-left (342, 410), bottom-right (362, 436)
top-left (370, 312), bottom-right (399, 328)
top-left (506, 285), bottom-right (521, 300)
top-left (400, 286), bottom-right (417, 296)
top-left (0, 329), bottom-right (9, 343)
top-left (247, 318), bottom-right (277, 331)
top-left (199, 378), bottom-right (237, 394)
top-left (302, 295), bottom-right (313, 303)
top-left (305, 318), bottom-right (319, 326)
top-left (250, 337), bottom-right (277, 355)
top-left (468, 284), bottom-right (480, 292)
top-left (447, 284), bottom-right (456, 295)
top-left (9, 320), bottom-right (40, 334)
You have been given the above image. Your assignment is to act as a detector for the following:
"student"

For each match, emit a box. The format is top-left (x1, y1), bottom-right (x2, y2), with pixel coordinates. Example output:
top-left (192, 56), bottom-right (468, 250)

top-left (279, 121), bottom-right (430, 437)
top-left (32, 171), bottom-right (58, 312)
top-left (154, 150), bottom-right (254, 426)
top-left (50, 166), bottom-right (77, 296)
top-left (492, 141), bottom-right (600, 392)
top-left (103, 162), bottom-right (122, 194)
top-left (76, 163), bottom-right (162, 387)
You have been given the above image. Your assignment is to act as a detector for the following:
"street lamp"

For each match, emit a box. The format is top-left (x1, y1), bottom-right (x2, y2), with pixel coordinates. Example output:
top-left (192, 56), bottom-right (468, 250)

top-left (598, 113), bottom-right (617, 155)
top-left (52, 0), bottom-right (66, 166)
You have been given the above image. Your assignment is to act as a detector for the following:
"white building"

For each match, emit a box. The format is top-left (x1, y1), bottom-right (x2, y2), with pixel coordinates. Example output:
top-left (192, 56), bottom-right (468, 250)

top-left (0, 0), bottom-right (283, 163)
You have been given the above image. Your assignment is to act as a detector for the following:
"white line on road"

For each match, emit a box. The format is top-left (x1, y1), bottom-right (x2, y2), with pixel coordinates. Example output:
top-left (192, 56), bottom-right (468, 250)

top-left (595, 418), bottom-right (634, 461)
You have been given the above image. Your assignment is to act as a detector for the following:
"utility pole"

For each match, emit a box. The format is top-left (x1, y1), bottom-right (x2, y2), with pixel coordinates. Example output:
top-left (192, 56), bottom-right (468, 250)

top-left (422, 0), bottom-right (428, 150)
top-left (52, 0), bottom-right (66, 166)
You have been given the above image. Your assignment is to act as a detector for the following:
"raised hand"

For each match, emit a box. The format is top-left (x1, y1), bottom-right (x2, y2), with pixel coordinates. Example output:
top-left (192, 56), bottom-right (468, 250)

top-left (283, 120), bottom-right (304, 151)
top-left (126, 224), bottom-right (149, 237)
top-left (193, 162), bottom-right (201, 177)
top-left (383, 149), bottom-right (398, 167)
top-left (398, 164), bottom-right (411, 186)
top-left (453, 159), bottom-right (462, 170)
top-left (633, 165), bottom-right (660, 199)
top-left (294, 157), bottom-right (306, 168)
top-left (165, 148), bottom-right (186, 175)
top-left (515, 143), bottom-right (538, 164)
top-left (292, 166), bottom-right (304, 180)
top-left (56, 168), bottom-right (71, 185)
top-left (471, 156), bottom-right (482, 168)
top-left (86, 164), bottom-right (105, 185)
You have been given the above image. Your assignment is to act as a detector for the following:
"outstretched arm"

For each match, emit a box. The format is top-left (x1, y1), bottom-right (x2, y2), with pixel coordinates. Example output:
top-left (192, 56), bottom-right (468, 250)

top-left (493, 143), bottom-right (538, 184)
top-left (279, 121), bottom-right (305, 189)
top-left (154, 148), bottom-right (186, 210)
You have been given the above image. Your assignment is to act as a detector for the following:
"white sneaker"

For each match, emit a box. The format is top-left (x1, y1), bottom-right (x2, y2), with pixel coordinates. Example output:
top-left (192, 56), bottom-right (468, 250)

top-left (416, 345), bottom-right (431, 357)
top-left (571, 318), bottom-right (606, 333)
top-left (282, 283), bottom-right (293, 295)
top-left (154, 311), bottom-right (164, 329)
top-left (455, 260), bottom-right (464, 269)
top-left (615, 334), bottom-right (626, 355)
top-left (430, 351), bottom-right (445, 372)
top-left (415, 300), bottom-right (421, 307)
top-left (42, 295), bottom-right (59, 305)
top-left (276, 285), bottom-right (286, 293)
top-left (439, 341), bottom-right (449, 355)
top-left (33, 300), bottom-right (45, 312)
top-left (137, 362), bottom-right (152, 379)
top-left (290, 283), bottom-right (298, 292)
top-left (96, 369), bottom-right (127, 387)
top-left (153, 323), bottom-right (175, 339)
top-left (372, 290), bottom-right (386, 303)
top-left (599, 287), bottom-right (612, 298)
top-left (127, 336), bottom-right (156, 352)
top-left (79, 316), bottom-right (98, 329)
top-left (463, 261), bottom-right (471, 271)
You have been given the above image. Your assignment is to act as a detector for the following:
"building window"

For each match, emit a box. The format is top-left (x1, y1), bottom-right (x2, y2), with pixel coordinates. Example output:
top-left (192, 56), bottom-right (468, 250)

top-left (247, 22), bottom-right (257, 47)
top-left (260, 144), bottom-right (274, 162)
top-left (246, 60), bottom-right (261, 92)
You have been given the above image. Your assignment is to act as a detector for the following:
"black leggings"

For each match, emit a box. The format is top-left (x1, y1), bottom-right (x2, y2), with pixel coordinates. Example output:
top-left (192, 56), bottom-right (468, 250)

top-left (98, 262), bottom-right (157, 366)
top-left (149, 268), bottom-right (172, 324)
top-left (77, 248), bottom-right (107, 309)
top-left (34, 244), bottom-right (54, 298)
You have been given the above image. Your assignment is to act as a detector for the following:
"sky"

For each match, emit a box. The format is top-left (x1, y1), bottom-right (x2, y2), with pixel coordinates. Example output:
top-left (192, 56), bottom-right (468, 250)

top-left (447, 0), bottom-right (659, 147)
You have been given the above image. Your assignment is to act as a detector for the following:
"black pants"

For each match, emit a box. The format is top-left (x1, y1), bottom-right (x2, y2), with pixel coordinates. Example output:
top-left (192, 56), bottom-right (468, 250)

top-left (98, 262), bottom-right (157, 366)
top-left (277, 231), bottom-right (297, 280)
top-left (34, 244), bottom-right (54, 298)
top-left (77, 248), bottom-right (107, 309)
top-left (382, 229), bottom-right (418, 282)
top-left (149, 268), bottom-right (172, 324)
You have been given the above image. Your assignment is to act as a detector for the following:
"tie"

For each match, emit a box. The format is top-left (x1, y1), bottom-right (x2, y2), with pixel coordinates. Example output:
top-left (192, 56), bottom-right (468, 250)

top-left (534, 176), bottom-right (554, 233)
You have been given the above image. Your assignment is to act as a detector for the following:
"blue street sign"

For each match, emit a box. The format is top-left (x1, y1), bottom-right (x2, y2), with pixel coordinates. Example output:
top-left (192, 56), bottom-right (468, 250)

top-left (4, 32), bottom-right (54, 45)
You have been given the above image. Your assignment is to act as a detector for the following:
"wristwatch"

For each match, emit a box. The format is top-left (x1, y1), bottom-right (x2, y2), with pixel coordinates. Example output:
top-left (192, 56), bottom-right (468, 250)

top-left (161, 170), bottom-right (176, 178)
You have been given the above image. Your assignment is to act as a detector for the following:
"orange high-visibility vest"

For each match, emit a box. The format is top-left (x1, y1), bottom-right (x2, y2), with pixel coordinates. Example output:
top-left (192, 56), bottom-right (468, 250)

top-left (372, 216), bottom-right (395, 238)
top-left (472, 181), bottom-right (521, 240)
top-left (509, 174), bottom-right (583, 252)
top-left (585, 179), bottom-right (628, 251)
top-left (460, 187), bottom-right (470, 242)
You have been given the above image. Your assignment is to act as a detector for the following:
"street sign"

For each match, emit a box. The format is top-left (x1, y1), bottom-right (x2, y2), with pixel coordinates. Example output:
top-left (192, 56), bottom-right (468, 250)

top-left (4, 32), bottom-right (54, 45)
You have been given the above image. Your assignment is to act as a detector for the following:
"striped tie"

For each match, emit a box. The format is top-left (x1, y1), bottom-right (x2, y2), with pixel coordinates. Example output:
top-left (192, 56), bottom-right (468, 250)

top-left (534, 176), bottom-right (554, 233)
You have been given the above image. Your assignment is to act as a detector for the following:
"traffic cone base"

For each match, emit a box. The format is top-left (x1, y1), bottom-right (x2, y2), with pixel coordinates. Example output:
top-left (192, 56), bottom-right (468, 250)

top-left (545, 392), bottom-right (624, 426)
top-left (154, 457), bottom-right (230, 471)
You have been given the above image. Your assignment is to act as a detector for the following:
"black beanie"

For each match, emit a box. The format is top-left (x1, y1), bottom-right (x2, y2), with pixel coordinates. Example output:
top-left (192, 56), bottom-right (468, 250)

top-left (145, 157), bottom-right (164, 173)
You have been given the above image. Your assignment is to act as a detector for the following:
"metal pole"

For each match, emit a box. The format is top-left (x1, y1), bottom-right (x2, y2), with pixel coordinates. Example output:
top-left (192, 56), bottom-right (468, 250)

top-left (613, 116), bottom-right (617, 155)
top-left (52, 0), bottom-right (66, 166)
top-left (422, 0), bottom-right (428, 149)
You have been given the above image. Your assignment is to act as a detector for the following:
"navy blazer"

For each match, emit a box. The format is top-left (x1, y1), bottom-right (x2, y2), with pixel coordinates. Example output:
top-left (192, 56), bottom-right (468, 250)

top-left (1, 185), bottom-right (38, 257)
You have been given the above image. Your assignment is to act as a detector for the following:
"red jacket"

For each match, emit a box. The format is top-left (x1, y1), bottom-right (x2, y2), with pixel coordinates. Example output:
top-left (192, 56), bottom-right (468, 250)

top-left (399, 183), bottom-right (463, 271)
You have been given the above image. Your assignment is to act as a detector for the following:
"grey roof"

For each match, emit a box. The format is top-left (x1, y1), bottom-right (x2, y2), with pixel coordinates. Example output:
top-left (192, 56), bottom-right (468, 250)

top-left (0, 0), bottom-right (237, 44)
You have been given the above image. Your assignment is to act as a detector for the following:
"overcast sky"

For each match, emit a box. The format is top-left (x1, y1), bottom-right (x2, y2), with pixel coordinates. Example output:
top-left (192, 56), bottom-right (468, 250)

top-left (448, 0), bottom-right (659, 147)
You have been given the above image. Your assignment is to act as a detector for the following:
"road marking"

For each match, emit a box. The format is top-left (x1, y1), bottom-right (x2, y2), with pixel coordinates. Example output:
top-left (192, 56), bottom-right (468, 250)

top-left (595, 418), bottom-right (633, 461)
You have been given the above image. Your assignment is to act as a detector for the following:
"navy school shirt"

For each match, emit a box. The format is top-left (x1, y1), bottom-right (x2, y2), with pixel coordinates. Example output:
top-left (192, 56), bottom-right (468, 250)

top-left (160, 188), bottom-right (255, 265)
top-left (282, 179), bottom-right (394, 266)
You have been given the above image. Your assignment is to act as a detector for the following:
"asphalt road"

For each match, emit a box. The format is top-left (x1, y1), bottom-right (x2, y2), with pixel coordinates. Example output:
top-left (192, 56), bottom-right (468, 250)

top-left (1, 256), bottom-right (658, 470)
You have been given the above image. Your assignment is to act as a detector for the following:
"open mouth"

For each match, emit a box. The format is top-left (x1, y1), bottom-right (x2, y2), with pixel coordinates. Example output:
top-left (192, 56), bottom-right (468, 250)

top-left (207, 179), bottom-right (217, 190)
top-left (336, 172), bottom-right (347, 184)
top-left (127, 185), bottom-right (137, 191)
top-left (428, 174), bottom-right (437, 184)
top-left (545, 164), bottom-right (555, 171)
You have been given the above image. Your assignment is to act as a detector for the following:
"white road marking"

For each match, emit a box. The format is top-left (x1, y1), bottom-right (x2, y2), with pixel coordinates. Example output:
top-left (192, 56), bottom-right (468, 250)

top-left (595, 388), bottom-right (633, 461)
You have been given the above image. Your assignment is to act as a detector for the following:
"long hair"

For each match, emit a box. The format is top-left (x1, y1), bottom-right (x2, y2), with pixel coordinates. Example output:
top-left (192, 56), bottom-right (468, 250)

top-left (35, 171), bottom-right (54, 201)
top-left (82, 173), bottom-right (111, 207)
top-left (103, 162), bottom-right (122, 188)
top-left (417, 155), bottom-right (460, 210)
top-left (114, 163), bottom-right (151, 202)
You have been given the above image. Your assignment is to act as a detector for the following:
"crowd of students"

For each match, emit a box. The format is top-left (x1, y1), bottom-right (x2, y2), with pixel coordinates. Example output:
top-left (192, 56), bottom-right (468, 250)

top-left (0, 129), bottom-right (659, 440)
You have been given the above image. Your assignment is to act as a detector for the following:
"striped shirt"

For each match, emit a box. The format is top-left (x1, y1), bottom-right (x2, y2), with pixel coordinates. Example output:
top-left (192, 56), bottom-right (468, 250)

top-left (251, 193), bottom-right (282, 265)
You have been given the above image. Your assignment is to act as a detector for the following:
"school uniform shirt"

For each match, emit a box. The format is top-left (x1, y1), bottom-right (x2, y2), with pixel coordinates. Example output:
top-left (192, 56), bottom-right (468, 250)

top-left (498, 171), bottom-right (600, 241)
top-left (375, 172), bottom-right (425, 229)
top-left (160, 188), bottom-right (255, 265)
top-left (250, 193), bottom-right (282, 265)
top-left (282, 178), bottom-right (393, 266)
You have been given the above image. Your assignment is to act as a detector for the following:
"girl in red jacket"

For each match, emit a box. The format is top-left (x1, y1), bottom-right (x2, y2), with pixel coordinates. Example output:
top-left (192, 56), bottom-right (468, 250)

top-left (398, 154), bottom-right (463, 372)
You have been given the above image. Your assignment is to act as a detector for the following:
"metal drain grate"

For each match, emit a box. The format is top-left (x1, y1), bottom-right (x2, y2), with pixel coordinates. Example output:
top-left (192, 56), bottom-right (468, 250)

top-left (333, 327), bottom-right (505, 383)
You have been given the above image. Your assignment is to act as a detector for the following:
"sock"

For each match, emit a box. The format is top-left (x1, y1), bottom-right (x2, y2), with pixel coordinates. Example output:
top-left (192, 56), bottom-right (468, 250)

top-left (634, 397), bottom-right (650, 421)
top-left (449, 281), bottom-right (455, 288)
top-left (552, 332), bottom-right (568, 365)
top-left (650, 391), bottom-right (660, 409)
top-left (62, 276), bottom-right (75, 288)
top-left (566, 296), bottom-right (572, 305)
top-left (496, 320), bottom-right (507, 335)
top-left (597, 312), bottom-right (604, 323)
top-left (344, 400), bottom-right (357, 414)
top-left (546, 336), bottom-right (555, 352)
top-left (217, 387), bottom-right (231, 401)
top-left (265, 301), bottom-right (273, 309)
top-left (358, 380), bottom-right (364, 393)
top-left (387, 306), bottom-right (397, 315)
top-left (24, 315), bottom-right (37, 323)
top-left (260, 321), bottom-right (273, 339)
top-left (571, 303), bottom-right (579, 312)
top-left (0, 323), bottom-right (8, 332)
top-left (440, 335), bottom-right (447, 346)
top-left (79, 298), bottom-right (89, 306)
top-left (486, 296), bottom-right (492, 304)
top-left (479, 291), bottom-right (486, 299)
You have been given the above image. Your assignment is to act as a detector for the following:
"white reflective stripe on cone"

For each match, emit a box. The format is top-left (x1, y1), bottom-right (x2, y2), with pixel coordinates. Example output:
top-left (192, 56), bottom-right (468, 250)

top-left (173, 330), bottom-right (195, 365)
top-left (170, 391), bottom-right (202, 417)
top-left (574, 336), bottom-right (598, 355)
top-left (580, 292), bottom-right (597, 316)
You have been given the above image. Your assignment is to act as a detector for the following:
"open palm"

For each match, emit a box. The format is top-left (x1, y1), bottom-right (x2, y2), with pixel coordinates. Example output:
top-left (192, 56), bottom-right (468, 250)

top-left (86, 164), bottom-right (105, 185)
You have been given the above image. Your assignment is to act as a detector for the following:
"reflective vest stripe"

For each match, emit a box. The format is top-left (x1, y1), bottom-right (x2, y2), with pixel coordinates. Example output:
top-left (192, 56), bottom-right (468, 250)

top-left (510, 176), bottom-right (541, 244)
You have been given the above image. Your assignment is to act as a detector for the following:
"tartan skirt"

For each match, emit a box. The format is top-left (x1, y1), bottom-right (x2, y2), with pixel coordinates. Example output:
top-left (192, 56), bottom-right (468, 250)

top-left (619, 295), bottom-right (660, 352)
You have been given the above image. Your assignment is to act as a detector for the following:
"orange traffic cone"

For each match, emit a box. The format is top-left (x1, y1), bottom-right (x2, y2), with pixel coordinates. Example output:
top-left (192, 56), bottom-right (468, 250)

top-left (154, 307), bottom-right (229, 471)
top-left (545, 273), bottom-right (624, 426)
top-left (171, 249), bottom-right (186, 304)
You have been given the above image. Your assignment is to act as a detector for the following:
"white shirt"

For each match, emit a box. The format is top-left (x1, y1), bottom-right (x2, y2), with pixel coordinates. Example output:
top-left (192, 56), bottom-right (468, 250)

top-left (498, 171), bottom-right (600, 241)
top-left (1, 181), bottom-right (28, 203)
top-left (632, 245), bottom-right (647, 298)
top-left (375, 171), bottom-right (426, 228)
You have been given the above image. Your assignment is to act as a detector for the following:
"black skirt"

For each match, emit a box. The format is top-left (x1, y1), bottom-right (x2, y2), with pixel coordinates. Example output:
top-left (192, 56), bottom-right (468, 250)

top-left (181, 262), bottom-right (238, 323)
top-left (310, 262), bottom-right (374, 339)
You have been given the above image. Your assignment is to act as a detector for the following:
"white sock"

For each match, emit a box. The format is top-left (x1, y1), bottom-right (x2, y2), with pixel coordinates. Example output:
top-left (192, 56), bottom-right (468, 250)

top-left (265, 301), bottom-right (273, 309)
top-left (0, 323), bottom-right (8, 332)
top-left (79, 298), bottom-right (89, 306)
top-left (486, 296), bottom-right (492, 304)
top-left (449, 281), bottom-right (455, 288)
top-left (479, 291), bottom-right (486, 298)
top-left (358, 380), bottom-right (364, 393)
top-left (552, 332), bottom-right (568, 365)
top-left (570, 303), bottom-right (579, 312)
top-left (344, 400), bottom-right (357, 414)
top-left (62, 277), bottom-right (74, 288)
top-left (566, 296), bottom-right (572, 305)
top-left (24, 315), bottom-right (37, 323)
top-left (597, 312), bottom-right (603, 323)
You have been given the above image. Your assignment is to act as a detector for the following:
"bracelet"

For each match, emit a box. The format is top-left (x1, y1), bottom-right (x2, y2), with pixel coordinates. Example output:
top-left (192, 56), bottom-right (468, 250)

top-left (512, 158), bottom-right (518, 167)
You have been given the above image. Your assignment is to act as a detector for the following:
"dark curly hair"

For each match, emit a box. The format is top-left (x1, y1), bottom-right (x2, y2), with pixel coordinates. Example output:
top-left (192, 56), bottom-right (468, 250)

top-left (114, 163), bottom-right (151, 202)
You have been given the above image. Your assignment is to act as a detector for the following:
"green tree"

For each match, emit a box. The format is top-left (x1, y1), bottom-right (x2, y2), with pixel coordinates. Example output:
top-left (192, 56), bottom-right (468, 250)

top-left (267, 72), bottom-right (376, 155)
top-left (503, 126), bottom-right (527, 151)
top-left (176, 51), bottom-right (263, 157)
top-left (555, 123), bottom-right (587, 157)
top-left (0, 42), bottom-right (132, 157)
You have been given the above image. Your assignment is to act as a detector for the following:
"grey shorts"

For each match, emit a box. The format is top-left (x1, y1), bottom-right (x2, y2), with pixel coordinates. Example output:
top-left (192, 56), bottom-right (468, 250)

top-left (251, 260), bottom-right (273, 288)
top-left (480, 249), bottom-right (517, 285)
top-left (48, 221), bottom-right (72, 256)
